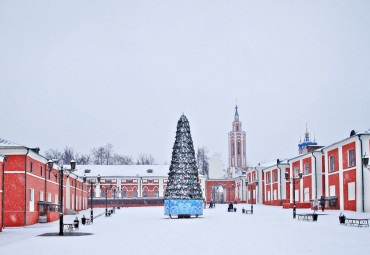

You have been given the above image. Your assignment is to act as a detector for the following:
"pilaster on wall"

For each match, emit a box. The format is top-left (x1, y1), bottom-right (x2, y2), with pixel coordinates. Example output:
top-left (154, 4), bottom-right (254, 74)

top-left (338, 146), bottom-right (344, 211)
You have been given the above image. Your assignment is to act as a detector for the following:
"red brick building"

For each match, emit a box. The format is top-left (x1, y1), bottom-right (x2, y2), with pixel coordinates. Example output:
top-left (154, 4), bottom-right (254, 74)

top-left (0, 138), bottom-right (89, 228)
top-left (322, 131), bottom-right (370, 212)
top-left (0, 154), bottom-right (7, 232)
top-left (76, 165), bottom-right (208, 207)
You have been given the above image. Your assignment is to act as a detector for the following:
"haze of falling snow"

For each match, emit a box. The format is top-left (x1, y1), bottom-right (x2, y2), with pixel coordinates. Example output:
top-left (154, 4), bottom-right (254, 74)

top-left (0, 0), bottom-right (369, 166)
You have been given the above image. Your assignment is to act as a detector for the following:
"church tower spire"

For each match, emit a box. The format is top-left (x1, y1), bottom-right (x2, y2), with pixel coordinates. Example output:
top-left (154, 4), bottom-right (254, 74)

top-left (228, 104), bottom-right (247, 177)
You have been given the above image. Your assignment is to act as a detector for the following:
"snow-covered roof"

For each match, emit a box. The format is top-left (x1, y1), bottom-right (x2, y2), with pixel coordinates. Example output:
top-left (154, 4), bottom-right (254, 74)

top-left (0, 138), bottom-right (23, 148)
top-left (322, 130), bottom-right (370, 151)
top-left (73, 165), bottom-right (170, 178)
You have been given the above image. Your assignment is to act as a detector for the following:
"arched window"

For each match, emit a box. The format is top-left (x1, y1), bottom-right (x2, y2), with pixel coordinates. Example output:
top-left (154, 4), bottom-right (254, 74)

top-left (232, 143), bottom-right (235, 155)
top-left (238, 142), bottom-right (241, 155)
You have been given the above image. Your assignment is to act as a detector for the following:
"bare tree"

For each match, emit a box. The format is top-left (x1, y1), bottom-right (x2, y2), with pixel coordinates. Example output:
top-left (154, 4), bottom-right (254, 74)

top-left (112, 154), bottom-right (133, 165)
top-left (104, 143), bottom-right (114, 165)
top-left (62, 147), bottom-right (75, 164)
top-left (76, 154), bottom-right (91, 165)
top-left (197, 146), bottom-right (209, 177)
top-left (92, 146), bottom-right (105, 165)
top-left (44, 149), bottom-right (62, 161)
top-left (136, 153), bottom-right (155, 165)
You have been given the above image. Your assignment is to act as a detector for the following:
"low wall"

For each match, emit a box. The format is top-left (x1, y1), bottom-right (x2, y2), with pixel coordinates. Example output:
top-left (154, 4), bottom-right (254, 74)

top-left (88, 198), bottom-right (164, 207)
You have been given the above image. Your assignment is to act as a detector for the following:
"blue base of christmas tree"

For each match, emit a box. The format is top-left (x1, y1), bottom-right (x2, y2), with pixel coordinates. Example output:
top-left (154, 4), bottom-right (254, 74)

top-left (164, 199), bottom-right (203, 216)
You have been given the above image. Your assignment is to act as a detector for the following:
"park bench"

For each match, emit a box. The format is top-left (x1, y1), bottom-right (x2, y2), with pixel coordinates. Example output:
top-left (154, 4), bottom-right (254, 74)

top-left (342, 218), bottom-right (369, 227)
top-left (242, 208), bottom-right (252, 214)
top-left (296, 214), bottom-right (318, 221)
top-left (63, 221), bottom-right (79, 231)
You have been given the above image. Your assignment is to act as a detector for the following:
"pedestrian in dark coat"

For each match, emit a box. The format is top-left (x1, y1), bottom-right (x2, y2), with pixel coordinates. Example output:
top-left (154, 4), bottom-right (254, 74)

top-left (320, 196), bottom-right (326, 212)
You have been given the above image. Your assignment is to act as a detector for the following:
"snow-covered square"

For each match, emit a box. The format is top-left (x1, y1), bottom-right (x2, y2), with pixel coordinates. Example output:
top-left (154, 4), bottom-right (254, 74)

top-left (0, 205), bottom-right (369, 255)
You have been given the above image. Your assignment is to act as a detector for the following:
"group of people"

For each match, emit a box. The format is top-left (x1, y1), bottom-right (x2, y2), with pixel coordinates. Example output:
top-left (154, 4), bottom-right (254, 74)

top-left (207, 197), bottom-right (327, 212)
top-left (313, 196), bottom-right (326, 212)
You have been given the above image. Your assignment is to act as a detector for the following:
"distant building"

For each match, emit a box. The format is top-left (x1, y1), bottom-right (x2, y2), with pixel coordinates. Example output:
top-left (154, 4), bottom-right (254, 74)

top-left (298, 125), bottom-right (319, 154)
top-left (227, 105), bottom-right (247, 178)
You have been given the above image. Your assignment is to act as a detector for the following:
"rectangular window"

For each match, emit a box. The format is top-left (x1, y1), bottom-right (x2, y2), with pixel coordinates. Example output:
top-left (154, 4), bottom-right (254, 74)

top-left (48, 193), bottom-right (52, 202)
top-left (295, 189), bottom-right (299, 202)
top-left (348, 182), bottom-right (355, 201)
top-left (273, 172), bottom-right (277, 182)
top-left (267, 173), bottom-right (270, 184)
top-left (153, 191), bottom-right (159, 197)
top-left (330, 185), bottom-right (336, 196)
top-left (30, 189), bottom-right (35, 212)
top-left (40, 191), bottom-right (44, 201)
top-left (267, 191), bottom-right (271, 201)
top-left (122, 191), bottom-right (127, 197)
top-left (273, 189), bottom-right (277, 200)
top-left (30, 162), bottom-right (33, 173)
top-left (55, 194), bottom-right (58, 204)
top-left (127, 180), bottom-right (133, 184)
top-left (40, 166), bottom-right (43, 177)
top-left (143, 191), bottom-right (148, 197)
top-left (253, 173), bottom-right (256, 182)
top-left (304, 163), bottom-right (310, 175)
top-left (348, 149), bottom-right (355, 167)
top-left (329, 156), bottom-right (335, 172)
top-left (304, 188), bottom-right (309, 202)
top-left (294, 166), bottom-right (299, 178)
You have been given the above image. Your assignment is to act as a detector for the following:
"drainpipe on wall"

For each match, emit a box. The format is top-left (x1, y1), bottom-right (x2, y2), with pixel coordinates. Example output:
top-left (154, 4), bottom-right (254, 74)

top-left (277, 159), bottom-right (283, 206)
top-left (24, 148), bottom-right (30, 226)
top-left (358, 135), bottom-right (365, 212)
top-left (2, 156), bottom-right (8, 229)
top-left (254, 167), bottom-right (259, 204)
top-left (75, 177), bottom-right (77, 211)
top-left (44, 163), bottom-right (47, 202)
top-left (311, 152), bottom-right (318, 199)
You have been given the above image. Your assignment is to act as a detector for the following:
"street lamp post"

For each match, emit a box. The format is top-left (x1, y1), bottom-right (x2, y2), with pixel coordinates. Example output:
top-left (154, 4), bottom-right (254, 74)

top-left (47, 159), bottom-right (76, 236)
top-left (113, 188), bottom-right (117, 211)
top-left (285, 171), bottom-right (303, 219)
top-left (83, 174), bottom-right (101, 223)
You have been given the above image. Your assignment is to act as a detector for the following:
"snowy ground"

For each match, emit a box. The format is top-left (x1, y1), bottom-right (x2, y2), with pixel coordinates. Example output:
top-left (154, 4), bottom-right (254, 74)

top-left (0, 204), bottom-right (369, 255)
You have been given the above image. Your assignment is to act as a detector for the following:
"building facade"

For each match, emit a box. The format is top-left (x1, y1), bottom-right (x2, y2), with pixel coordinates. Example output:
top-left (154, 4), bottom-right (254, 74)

top-left (0, 154), bottom-right (6, 232)
top-left (77, 165), bottom-right (208, 207)
top-left (254, 130), bottom-right (370, 212)
top-left (321, 132), bottom-right (370, 212)
top-left (0, 138), bottom-right (89, 227)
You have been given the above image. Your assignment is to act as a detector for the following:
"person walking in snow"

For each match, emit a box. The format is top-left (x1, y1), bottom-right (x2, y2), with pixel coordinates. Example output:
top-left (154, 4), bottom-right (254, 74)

top-left (320, 196), bottom-right (326, 212)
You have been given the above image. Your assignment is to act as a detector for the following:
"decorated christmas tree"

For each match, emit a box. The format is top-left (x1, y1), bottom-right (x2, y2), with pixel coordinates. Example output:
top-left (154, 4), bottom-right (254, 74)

top-left (164, 114), bottom-right (203, 217)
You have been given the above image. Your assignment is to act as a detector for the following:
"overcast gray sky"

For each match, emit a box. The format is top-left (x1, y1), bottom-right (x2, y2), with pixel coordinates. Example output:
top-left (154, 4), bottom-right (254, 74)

top-left (1, 0), bottom-right (369, 167)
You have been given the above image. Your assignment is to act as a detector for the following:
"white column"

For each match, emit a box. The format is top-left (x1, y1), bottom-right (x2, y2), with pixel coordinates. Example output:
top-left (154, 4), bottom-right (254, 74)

top-left (300, 160), bottom-right (303, 202)
top-left (338, 146), bottom-right (344, 211)
top-left (324, 151), bottom-right (329, 197)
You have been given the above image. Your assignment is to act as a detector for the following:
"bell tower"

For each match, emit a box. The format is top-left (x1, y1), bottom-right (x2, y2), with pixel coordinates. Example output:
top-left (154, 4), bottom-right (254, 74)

top-left (228, 105), bottom-right (247, 173)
